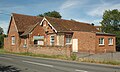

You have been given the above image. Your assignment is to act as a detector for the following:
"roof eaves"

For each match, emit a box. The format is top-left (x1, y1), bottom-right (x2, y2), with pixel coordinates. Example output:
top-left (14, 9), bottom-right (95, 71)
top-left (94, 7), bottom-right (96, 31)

top-left (12, 14), bottom-right (19, 33)
top-left (7, 14), bottom-right (19, 34)
top-left (96, 32), bottom-right (116, 36)
top-left (20, 22), bottom-right (40, 36)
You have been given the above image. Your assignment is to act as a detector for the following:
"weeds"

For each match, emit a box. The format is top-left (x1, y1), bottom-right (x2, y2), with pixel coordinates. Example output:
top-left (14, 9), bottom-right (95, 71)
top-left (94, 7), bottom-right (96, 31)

top-left (79, 58), bottom-right (120, 65)
top-left (70, 53), bottom-right (77, 60)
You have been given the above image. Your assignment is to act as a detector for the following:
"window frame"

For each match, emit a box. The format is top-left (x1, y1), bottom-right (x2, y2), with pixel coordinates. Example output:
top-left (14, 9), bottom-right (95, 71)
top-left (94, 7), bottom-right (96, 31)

top-left (50, 35), bottom-right (55, 45)
top-left (108, 38), bottom-right (113, 45)
top-left (23, 39), bottom-right (27, 48)
top-left (11, 36), bottom-right (15, 45)
top-left (99, 38), bottom-right (104, 45)
top-left (65, 34), bottom-right (72, 45)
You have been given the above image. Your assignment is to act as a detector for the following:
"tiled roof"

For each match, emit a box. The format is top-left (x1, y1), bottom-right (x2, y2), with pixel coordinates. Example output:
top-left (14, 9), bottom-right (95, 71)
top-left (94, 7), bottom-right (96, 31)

top-left (20, 24), bottom-right (37, 36)
top-left (45, 17), bottom-right (98, 32)
top-left (12, 13), bottom-right (98, 36)
top-left (12, 13), bottom-right (43, 32)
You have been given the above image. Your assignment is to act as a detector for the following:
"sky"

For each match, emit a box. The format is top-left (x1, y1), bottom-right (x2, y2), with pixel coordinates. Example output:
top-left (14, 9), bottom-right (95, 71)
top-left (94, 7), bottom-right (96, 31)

top-left (0, 0), bottom-right (120, 34)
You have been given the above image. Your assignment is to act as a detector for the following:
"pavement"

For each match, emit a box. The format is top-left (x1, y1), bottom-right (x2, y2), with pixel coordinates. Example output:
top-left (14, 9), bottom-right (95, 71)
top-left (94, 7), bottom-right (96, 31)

top-left (0, 54), bottom-right (120, 72)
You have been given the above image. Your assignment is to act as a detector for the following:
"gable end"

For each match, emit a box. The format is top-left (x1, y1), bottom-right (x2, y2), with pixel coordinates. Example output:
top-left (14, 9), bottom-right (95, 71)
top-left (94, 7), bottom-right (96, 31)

top-left (40, 17), bottom-right (57, 33)
top-left (7, 15), bottom-right (18, 34)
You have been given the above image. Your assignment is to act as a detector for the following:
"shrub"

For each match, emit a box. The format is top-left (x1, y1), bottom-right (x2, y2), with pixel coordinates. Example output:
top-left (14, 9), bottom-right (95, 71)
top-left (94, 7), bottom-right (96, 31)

top-left (70, 53), bottom-right (77, 60)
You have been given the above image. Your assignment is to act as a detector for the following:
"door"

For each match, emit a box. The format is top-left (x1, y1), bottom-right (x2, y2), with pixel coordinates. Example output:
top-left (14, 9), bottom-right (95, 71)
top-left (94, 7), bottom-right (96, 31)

top-left (72, 39), bottom-right (78, 52)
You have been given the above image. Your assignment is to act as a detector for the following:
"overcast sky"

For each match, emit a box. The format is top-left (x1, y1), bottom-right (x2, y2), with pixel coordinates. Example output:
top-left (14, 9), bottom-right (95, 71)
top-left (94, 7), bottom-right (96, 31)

top-left (0, 0), bottom-right (120, 34)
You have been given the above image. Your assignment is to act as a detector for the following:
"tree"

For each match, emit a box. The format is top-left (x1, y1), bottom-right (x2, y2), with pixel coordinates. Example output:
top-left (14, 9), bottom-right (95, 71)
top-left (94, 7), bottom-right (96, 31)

top-left (0, 35), bottom-right (4, 48)
top-left (101, 9), bottom-right (120, 45)
top-left (0, 27), bottom-right (4, 48)
top-left (0, 27), bottom-right (3, 35)
top-left (38, 11), bottom-right (62, 18)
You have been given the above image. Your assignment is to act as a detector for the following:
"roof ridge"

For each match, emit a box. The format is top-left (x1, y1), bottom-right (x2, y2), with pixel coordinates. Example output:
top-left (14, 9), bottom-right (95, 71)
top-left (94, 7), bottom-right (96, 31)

top-left (12, 13), bottom-right (42, 18)
top-left (45, 16), bottom-right (92, 26)
top-left (12, 13), bottom-right (92, 26)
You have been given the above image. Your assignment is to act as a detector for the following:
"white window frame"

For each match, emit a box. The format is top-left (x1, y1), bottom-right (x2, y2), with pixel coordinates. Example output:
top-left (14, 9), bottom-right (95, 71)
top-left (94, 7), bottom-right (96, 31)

top-left (11, 36), bottom-right (15, 45)
top-left (99, 38), bottom-right (104, 45)
top-left (23, 39), bottom-right (27, 48)
top-left (66, 34), bottom-right (72, 45)
top-left (108, 38), bottom-right (113, 45)
top-left (50, 35), bottom-right (55, 45)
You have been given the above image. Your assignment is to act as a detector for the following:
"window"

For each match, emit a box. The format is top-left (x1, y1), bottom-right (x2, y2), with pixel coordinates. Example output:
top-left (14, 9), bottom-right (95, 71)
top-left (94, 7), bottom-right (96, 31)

top-left (11, 36), bottom-right (15, 45)
top-left (66, 34), bottom-right (72, 44)
top-left (50, 35), bottom-right (54, 45)
top-left (33, 36), bottom-right (44, 45)
top-left (99, 38), bottom-right (104, 45)
top-left (23, 39), bottom-right (27, 48)
top-left (34, 40), bottom-right (38, 44)
top-left (108, 38), bottom-right (113, 45)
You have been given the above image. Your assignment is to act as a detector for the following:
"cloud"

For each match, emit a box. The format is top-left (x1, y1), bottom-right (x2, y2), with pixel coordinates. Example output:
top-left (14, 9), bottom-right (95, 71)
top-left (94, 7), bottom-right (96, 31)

top-left (87, 2), bottom-right (120, 17)
top-left (60, 0), bottom-right (79, 10)
top-left (59, 0), bottom-right (87, 10)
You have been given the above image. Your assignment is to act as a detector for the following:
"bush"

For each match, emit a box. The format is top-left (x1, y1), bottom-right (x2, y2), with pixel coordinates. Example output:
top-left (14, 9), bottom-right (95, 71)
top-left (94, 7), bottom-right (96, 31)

top-left (70, 53), bottom-right (77, 60)
top-left (0, 35), bottom-right (4, 48)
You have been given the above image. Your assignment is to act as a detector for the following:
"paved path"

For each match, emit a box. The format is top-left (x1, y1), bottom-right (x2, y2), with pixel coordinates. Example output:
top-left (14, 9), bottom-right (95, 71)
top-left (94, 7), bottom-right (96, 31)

top-left (0, 54), bottom-right (120, 72)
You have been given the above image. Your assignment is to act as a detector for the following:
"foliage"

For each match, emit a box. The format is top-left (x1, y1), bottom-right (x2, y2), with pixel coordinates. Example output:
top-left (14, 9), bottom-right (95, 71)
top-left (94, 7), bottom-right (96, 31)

top-left (0, 27), bottom-right (3, 35)
top-left (0, 35), bottom-right (4, 48)
top-left (0, 48), bottom-right (6, 54)
top-left (0, 27), bottom-right (5, 48)
top-left (101, 9), bottom-right (120, 45)
top-left (38, 11), bottom-right (62, 18)
top-left (70, 53), bottom-right (77, 60)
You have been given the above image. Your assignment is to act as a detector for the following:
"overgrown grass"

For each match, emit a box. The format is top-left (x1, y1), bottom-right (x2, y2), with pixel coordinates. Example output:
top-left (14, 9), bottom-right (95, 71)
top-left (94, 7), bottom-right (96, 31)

top-left (0, 48), bottom-right (6, 54)
top-left (70, 53), bottom-right (77, 60)
top-left (0, 48), bottom-right (120, 65)
top-left (11, 52), bottom-right (69, 60)
top-left (0, 49), bottom-right (69, 60)
top-left (102, 60), bottom-right (120, 65)
top-left (79, 58), bottom-right (120, 65)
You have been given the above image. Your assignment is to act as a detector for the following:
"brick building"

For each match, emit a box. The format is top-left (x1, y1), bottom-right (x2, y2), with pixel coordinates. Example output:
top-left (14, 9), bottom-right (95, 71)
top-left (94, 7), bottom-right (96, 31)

top-left (4, 13), bottom-right (116, 55)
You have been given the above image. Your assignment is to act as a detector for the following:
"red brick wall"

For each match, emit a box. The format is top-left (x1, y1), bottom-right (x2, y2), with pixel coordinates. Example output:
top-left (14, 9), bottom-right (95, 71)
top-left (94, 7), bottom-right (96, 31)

top-left (42, 20), bottom-right (54, 33)
top-left (96, 35), bottom-right (116, 53)
top-left (72, 32), bottom-right (116, 53)
top-left (4, 17), bottom-right (20, 52)
top-left (4, 38), bottom-right (9, 51)
top-left (72, 32), bottom-right (96, 53)
top-left (42, 20), bottom-right (58, 46)
top-left (29, 24), bottom-right (46, 45)
top-left (28, 46), bottom-right (71, 56)
top-left (28, 20), bottom-right (57, 46)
